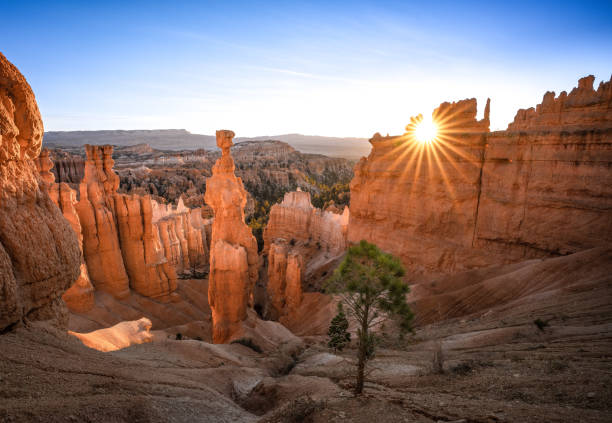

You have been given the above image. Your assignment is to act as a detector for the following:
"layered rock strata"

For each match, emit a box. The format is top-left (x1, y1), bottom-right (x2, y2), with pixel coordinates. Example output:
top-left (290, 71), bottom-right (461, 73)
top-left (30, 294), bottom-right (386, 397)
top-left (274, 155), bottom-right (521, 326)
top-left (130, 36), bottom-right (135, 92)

top-left (0, 53), bottom-right (81, 330)
top-left (76, 145), bottom-right (211, 300)
top-left (76, 145), bottom-right (131, 297)
top-left (263, 190), bottom-right (348, 319)
top-left (35, 141), bottom-right (211, 307)
top-left (35, 149), bottom-right (95, 312)
top-left (349, 76), bottom-right (612, 278)
top-left (263, 190), bottom-right (349, 254)
top-left (474, 76), bottom-right (612, 260)
top-left (205, 130), bottom-right (259, 343)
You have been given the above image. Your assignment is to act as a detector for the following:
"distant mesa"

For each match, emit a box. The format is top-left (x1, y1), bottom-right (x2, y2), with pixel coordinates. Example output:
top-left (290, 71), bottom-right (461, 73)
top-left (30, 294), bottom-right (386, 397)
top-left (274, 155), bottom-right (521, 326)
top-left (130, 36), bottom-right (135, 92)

top-left (44, 130), bottom-right (372, 160)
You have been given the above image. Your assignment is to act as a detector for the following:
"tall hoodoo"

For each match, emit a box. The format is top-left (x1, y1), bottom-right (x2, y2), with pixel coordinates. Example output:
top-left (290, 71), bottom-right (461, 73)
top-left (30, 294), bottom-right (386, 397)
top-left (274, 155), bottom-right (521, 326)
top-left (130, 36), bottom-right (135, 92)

top-left (37, 149), bottom-right (95, 313)
top-left (205, 130), bottom-right (258, 343)
top-left (0, 53), bottom-right (81, 330)
top-left (75, 144), bottom-right (131, 298)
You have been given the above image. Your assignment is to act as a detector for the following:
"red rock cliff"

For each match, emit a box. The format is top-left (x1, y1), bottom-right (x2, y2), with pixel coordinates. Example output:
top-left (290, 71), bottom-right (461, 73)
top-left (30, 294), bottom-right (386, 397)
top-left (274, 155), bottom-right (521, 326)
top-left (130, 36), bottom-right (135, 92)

top-left (0, 53), bottom-right (81, 330)
top-left (349, 76), bottom-right (612, 278)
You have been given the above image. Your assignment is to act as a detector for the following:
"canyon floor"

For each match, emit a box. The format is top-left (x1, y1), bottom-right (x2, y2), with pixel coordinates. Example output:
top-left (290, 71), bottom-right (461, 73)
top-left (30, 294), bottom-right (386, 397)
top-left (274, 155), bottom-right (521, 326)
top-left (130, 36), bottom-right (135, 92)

top-left (2, 249), bottom-right (610, 423)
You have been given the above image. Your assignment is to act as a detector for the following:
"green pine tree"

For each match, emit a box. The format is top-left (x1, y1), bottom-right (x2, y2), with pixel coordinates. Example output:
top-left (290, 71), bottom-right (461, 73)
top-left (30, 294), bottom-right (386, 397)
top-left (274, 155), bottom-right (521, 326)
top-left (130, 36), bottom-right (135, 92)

top-left (327, 302), bottom-right (351, 352)
top-left (326, 240), bottom-right (414, 394)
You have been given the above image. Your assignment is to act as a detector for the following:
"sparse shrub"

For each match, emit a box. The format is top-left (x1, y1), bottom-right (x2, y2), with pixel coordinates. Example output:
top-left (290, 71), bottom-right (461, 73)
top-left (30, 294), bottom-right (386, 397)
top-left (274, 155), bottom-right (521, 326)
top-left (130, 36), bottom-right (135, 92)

top-left (258, 396), bottom-right (323, 423)
top-left (316, 241), bottom-right (321, 250)
top-left (175, 333), bottom-right (183, 340)
top-left (289, 238), bottom-right (296, 246)
top-left (274, 356), bottom-right (298, 376)
top-left (450, 362), bottom-right (472, 375)
top-left (195, 336), bottom-right (203, 341)
top-left (231, 337), bottom-right (263, 353)
top-left (327, 302), bottom-right (351, 352)
top-left (432, 341), bottom-right (444, 374)
top-left (533, 318), bottom-right (549, 331)
top-left (547, 360), bottom-right (569, 373)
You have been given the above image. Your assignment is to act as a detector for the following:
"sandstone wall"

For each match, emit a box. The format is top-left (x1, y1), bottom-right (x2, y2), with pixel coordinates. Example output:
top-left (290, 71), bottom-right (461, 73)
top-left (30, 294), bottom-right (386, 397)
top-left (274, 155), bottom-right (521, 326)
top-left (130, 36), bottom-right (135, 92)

top-left (475, 76), bottom-right (612, 258)
top-left (0, 53), bottom-right (81, 330)
top-left (348, 76), bottom-right (612, 278)
top-left (76, 145), bottom-right (131, 298)
top-left (262, 189), bottom-right (348, 320)
top-left (263, 190), bottom-right (349, 254)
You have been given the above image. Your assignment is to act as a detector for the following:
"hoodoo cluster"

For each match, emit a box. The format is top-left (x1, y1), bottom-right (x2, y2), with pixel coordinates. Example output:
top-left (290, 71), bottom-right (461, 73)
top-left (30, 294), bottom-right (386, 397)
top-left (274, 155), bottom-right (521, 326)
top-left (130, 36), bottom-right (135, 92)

top-left (1, 51), bottom-right (610, 351)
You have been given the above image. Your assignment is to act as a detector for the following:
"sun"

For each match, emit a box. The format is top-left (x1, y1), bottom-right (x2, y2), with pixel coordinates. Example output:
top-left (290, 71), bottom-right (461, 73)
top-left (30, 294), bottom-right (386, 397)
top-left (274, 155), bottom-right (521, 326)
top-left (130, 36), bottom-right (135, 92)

top-left (413, 117), bottom-right (439, 144)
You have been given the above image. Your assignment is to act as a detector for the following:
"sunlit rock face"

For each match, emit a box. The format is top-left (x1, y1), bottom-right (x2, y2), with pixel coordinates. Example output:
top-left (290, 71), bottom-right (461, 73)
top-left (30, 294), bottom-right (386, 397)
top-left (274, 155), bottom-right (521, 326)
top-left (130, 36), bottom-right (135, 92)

top-left (35, 148), bottom-right (95, 313)
top-left (476, 76), bottom-right (612, 258)
top-left (75, 145), bottom-right (211, 300)
top-left (39, 141), bottom-right (210, 305)
top-left (262, 190), bottom-right (348, 320)
top-left (75, 145), bottom-right (131, 298)
top-left (205, 130), bottom-right (259, 343)
top-left (349, 77), bottom-right (612, 278)
top-left (0, 53), bottom-right (81, 330)
top-left (264, 190), bottom-right (349, 255)
top-left (114, 193), bottom-right (180, 299)
top-left (69, 317), bottom-right (153, 352)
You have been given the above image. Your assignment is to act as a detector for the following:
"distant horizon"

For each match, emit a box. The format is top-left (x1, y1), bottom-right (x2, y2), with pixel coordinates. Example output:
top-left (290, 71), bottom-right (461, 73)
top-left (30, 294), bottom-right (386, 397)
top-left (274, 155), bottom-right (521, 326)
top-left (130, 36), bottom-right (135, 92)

top-left (3, 1), bottom-right (611, 137)
top-left (43, 128), bottom-right (369, 139)
top-left (36, 72), bottom-right (612, 138)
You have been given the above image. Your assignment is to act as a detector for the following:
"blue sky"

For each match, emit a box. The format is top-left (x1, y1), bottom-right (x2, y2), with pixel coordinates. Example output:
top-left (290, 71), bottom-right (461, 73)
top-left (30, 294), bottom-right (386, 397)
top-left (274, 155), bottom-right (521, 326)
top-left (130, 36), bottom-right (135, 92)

top-left (2, 0), bottom-right (611, 137)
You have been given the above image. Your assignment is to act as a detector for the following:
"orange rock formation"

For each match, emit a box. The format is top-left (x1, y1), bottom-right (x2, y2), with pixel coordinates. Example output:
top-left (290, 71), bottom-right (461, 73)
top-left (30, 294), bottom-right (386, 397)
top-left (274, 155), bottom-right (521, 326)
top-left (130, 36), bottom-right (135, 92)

top-left (69, 317), bottom-right (153, 352)
top-left (0, 53), bottom-right (81, 330)
top-left (267, 242), bottom-right (304, 319)
top-left (69, 144), bottom-right (211, 301)
top-left (264, 190), bottom-right (349, 254)
top-left (263, 190), bottom-right (348, 319)
top-left (33, 140), bottom-right (212, 310)
top-left (34, 149), bottom-right (96, 313)
top-left (205, 130), bottom-right (259, 343)
top-left (349, 76), bottom-right (612, 278)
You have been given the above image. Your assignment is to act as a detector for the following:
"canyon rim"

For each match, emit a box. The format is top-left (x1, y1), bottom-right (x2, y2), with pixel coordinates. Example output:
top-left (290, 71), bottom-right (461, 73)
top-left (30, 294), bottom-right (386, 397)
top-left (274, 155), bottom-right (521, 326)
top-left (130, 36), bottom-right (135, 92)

top-left (1, 2), bottom-right (612, 422)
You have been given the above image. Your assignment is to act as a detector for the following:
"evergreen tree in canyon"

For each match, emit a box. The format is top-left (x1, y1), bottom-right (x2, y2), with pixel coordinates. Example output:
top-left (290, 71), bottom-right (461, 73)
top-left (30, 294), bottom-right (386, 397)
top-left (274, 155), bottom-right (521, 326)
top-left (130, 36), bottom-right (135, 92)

top-left (327, 302), bottom-right (351, 352)
top-left (327, 240), bottom-right (413, 394)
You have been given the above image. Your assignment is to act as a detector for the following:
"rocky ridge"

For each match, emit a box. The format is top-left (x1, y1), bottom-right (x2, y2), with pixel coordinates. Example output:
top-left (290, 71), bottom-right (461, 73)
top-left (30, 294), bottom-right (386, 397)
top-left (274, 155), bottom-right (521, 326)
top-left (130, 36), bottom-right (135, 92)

top-left (349, 76), bottom-right (612, 279)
